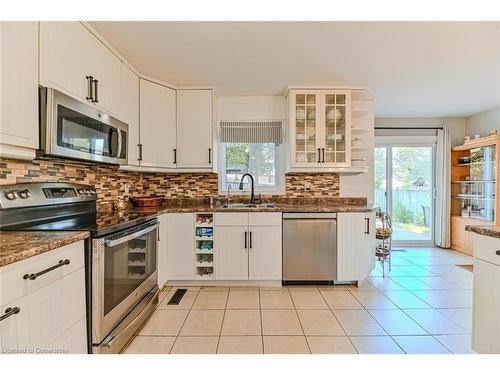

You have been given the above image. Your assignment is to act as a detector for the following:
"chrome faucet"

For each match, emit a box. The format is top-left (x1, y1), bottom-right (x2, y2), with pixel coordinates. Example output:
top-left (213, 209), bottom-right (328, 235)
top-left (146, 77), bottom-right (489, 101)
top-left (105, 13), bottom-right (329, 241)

top-left (239, 173), bottom-right (255, 204)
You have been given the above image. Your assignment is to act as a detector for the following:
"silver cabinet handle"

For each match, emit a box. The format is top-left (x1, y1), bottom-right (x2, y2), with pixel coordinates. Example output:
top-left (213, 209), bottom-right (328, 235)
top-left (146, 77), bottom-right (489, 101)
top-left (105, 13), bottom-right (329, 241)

top-left (0, 307), bottom-right (20, 321)
top-left (105, 223), bottom-right (159, 247)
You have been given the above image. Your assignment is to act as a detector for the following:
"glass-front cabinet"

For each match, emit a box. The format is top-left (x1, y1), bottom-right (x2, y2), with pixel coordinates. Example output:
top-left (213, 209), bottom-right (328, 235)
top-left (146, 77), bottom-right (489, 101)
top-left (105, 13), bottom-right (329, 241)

top-left (451, 145), bottom-right (497, 222)
top-left (290, 89), bottom-right (351, 168)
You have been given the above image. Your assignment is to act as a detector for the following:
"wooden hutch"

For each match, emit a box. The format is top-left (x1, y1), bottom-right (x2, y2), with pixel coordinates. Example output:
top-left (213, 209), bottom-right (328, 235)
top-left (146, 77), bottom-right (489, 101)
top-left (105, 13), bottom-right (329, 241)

top-left (450, 134), bottom-right (499, 255)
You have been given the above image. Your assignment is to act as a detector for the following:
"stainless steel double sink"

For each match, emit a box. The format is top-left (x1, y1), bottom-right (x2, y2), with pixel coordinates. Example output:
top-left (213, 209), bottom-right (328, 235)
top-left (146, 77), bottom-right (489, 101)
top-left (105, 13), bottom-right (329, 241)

top-left (218, 202), bottom-right (278, 209)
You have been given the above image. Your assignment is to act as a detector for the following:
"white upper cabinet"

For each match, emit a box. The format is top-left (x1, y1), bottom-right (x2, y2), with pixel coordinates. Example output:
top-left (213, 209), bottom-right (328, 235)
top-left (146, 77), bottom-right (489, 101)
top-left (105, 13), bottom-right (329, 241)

top-left (121, 64), bottom-right (140, 166)
top-left (0, 22), bottom-right (39, 159)
top-left (176, 89), bottom-right (213, 169)
top-left (39, 22), bottom-right (121, 116)
top-left (288, 89), bottom-right (353, 171)
top-left (139, 79), bottom-right (176, 168)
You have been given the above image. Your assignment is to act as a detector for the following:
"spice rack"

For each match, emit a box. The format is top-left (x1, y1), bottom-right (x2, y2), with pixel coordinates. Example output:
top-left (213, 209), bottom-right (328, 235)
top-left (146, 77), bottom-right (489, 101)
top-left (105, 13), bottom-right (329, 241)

top-left (194, 213), bottom-right (214, 280)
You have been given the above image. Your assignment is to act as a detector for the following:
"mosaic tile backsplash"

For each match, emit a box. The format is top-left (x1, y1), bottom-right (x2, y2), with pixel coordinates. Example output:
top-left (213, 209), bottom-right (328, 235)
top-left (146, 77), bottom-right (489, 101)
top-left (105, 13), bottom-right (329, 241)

top-left (0, 158), bottom-right (341, 209)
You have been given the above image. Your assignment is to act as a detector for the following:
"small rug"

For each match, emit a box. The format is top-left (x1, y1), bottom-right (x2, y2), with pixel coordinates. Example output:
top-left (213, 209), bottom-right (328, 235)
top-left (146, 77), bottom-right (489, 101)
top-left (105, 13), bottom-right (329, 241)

top-left (457, 264), bottom-right (474, 273)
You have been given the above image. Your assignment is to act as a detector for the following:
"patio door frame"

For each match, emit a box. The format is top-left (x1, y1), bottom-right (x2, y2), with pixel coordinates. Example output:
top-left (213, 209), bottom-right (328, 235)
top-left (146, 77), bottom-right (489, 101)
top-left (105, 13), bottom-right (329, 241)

top-left (375, 136), bottom-right (437, 246)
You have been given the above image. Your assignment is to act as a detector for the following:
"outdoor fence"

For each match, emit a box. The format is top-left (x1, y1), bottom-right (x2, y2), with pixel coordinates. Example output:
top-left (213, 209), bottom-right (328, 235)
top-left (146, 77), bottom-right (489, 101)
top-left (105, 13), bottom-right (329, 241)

top-left (375, 188), bottom-right (432, 227)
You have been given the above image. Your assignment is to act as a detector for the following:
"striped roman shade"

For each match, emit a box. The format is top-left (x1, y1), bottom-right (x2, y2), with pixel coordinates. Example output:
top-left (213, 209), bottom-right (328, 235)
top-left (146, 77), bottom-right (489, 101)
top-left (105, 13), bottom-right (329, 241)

top-left (220, 121), bottom-right (283, 143)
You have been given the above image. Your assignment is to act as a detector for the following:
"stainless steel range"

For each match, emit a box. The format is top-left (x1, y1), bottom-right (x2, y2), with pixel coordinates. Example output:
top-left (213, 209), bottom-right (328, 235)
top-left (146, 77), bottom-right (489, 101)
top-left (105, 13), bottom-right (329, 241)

top-left (0, 182), bottom-right (159, 354)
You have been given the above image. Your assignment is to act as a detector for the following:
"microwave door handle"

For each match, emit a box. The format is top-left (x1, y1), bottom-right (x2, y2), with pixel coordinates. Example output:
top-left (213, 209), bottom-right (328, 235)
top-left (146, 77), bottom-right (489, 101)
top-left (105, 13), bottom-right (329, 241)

top-left (105, 223), bottom-right (159, 247)
top-left (117, 129), bottom-right (123, 159)
top-left (109, 128), bottom-right (120, 157)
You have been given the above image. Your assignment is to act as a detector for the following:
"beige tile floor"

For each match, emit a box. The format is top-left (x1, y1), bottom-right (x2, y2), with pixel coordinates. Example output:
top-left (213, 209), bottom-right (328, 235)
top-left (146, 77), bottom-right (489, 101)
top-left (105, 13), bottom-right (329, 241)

top-left (123, 247), bottom-right (475, 354)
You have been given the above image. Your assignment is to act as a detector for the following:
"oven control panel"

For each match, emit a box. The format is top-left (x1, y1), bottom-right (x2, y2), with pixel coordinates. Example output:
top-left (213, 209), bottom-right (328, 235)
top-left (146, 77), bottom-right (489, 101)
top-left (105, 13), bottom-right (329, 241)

top-left (0, 182), bottom-right (97, 209)
top-left (43, 187), bottom-right (78, 199)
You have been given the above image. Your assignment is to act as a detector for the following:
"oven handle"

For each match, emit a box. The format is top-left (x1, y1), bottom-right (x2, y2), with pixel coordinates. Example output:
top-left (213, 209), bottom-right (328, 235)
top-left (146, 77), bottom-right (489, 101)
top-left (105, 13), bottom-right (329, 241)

top-left (105, 223), bottom-right (159, 247)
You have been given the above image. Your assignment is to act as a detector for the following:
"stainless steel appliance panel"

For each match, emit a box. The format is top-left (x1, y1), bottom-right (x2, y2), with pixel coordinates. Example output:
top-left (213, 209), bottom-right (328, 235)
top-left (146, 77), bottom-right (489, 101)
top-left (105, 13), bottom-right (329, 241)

top-left (283, 213), bottom-right (337, 281)
top-left (40, 87), bottom-right (128, 165)
top-left (92, 220), bottom-right (158, 343)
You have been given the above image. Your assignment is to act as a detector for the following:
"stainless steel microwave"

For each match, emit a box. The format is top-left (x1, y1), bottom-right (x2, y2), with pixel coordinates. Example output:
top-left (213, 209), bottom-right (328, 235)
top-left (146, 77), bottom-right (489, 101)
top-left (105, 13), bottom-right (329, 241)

top-left (39, 87), bottom-right (128, 165)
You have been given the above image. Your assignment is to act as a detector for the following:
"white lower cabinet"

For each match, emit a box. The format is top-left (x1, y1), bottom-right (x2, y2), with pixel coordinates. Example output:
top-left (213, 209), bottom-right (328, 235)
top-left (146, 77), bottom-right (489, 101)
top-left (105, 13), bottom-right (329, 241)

top-left (248, 226), bottom-right (282, 280)
top-left (337, 212), bottom-right (375, 282)
top-left (164, 213), bottom-right (195, 280)
top-left (215, 226), bottom-right (248, 280)
top-left (472, 234), bottom-right (500, 354)
top-left (157, 214), bottom-right (169, 288)
top-left (0, 241), bottom-right (87, 353)
top-left (214, 212), bottom-right (282, 281)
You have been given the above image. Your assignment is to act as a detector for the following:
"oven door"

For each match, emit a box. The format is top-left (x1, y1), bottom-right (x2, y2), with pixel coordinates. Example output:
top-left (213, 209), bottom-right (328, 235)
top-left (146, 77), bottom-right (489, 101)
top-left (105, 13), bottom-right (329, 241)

top-left (41, 87), bottom-right (128, 165)
top-left (92, 220), bottom-right (158, 344)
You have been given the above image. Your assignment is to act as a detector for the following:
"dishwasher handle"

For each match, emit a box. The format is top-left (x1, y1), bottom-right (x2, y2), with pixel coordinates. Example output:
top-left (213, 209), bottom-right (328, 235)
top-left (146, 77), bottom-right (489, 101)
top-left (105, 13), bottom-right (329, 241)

top-left (283, 213), bottom-right (337, 219)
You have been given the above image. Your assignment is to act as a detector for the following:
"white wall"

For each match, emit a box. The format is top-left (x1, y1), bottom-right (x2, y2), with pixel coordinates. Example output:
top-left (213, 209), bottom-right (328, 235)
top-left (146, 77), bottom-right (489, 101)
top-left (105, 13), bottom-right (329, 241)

top-left (465, 107), bottom-right (500, 137)
top-left (217, 96), bottom-right (285, 120)
top-left (375, 117), bottom-right (467, 146)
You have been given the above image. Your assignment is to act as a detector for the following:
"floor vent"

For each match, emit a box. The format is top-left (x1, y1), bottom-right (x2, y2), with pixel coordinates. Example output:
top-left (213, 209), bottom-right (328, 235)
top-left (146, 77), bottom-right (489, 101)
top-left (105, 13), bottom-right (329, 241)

top-left (167, 288), bottom-right (187, 305)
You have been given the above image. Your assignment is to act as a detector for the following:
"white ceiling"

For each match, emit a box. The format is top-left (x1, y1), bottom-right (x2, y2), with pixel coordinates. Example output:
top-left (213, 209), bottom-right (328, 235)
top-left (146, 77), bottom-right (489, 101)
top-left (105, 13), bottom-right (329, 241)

top-left (90, 21), bottom-right (500, 117)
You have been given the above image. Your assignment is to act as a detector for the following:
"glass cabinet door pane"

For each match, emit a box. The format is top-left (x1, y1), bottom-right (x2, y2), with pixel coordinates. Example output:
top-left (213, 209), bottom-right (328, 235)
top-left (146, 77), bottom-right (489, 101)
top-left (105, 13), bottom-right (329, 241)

top-left (323, 92), bottom-right (347, 165)
top-left (295, 93), bottom-right (318, 164)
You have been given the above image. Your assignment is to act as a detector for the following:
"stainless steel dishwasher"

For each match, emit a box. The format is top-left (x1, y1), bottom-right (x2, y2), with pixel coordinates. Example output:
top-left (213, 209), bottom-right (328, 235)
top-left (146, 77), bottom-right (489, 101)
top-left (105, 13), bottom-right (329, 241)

top-left (282, 213), bottom-right (337, 282)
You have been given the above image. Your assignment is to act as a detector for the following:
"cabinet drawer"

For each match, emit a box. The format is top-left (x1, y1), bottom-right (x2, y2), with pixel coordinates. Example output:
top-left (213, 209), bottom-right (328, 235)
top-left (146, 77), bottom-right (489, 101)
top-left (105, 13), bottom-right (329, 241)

top-left (0, 240), bottom-right (85, 306)
top-left (214, 213), bottom-right (248, 227)
top-left (0, 267), bottom-right (86, 351)
top-left (47, 317), bottom-right (87, 354)
top-left (248, 212), bottom-right (282, 227)
top-left (474, 234), bottom-right (500, 266)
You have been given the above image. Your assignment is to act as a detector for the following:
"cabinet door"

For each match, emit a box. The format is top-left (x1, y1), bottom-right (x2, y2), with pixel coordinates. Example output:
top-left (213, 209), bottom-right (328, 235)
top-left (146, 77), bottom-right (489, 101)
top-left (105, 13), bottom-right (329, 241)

top-left (166, 213), bottom-right (194, 280)
top-left (473, 258), bottom-right (500, 353)
top-left (157, 214), bottom-right (169, 287)
top-left (337, 212), bottom-right (374, 282)
top-left (89, 40), bottom-right (121, 116)
top-left (40, 22), bottom-right (93, 102)
top-left (176, 89), bottom-right (213, 168)
top-left (121, 64), bottom-right (140, 166)
top-left (0, 268), bottom-right (86, 352)
top-left (321, 90), bottom-right (351, 166)
top-left (248, 226), bottom-right (282, 280)
top-left (215, 226), bottom-right (248, 280)
top-left (139, 79), bottom-right (176, 168)
top-left (0, 22), bottom-right (38, 157)
top-left (290, 90), bottom-right (322, 167)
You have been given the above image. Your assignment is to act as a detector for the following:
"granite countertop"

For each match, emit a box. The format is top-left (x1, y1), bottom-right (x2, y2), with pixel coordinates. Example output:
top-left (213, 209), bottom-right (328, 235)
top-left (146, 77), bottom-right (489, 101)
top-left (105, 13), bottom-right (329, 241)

top-left (465, 225), bottom-right (500, 239)
top-left (125, 201), bottom-right (378, 215)
top-left (0, 199), bottom-right (376, 267)
top-left (0, 231), bottom-right (90, 267)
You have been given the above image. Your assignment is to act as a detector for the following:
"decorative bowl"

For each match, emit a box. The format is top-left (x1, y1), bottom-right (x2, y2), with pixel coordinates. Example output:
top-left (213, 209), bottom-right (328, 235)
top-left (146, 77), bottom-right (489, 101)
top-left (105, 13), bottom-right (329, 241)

top-left (129, 195), bottom-right (165, 207)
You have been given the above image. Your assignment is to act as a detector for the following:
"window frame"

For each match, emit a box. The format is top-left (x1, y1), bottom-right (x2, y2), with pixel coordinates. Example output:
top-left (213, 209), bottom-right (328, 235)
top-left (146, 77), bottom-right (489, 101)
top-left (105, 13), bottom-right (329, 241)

top-left (217, 141), bottom-right (285, 195)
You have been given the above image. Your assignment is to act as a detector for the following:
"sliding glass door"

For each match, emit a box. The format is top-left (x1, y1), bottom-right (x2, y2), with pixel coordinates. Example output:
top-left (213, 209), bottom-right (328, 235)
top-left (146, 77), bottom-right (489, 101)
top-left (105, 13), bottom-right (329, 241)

top-left (375, 144), bottom-right (435, 244)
